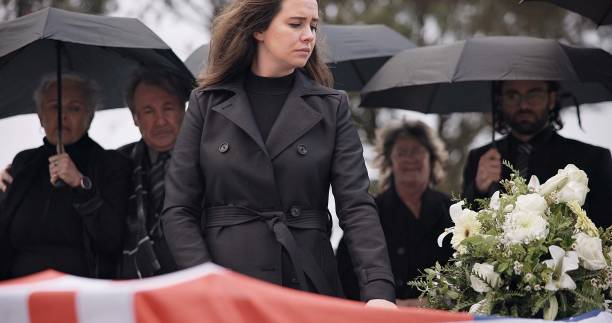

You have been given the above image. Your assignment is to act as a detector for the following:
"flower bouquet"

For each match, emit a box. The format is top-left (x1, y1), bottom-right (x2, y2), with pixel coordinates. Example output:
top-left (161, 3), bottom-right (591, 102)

top-left (410, 163), bottom-right (612, 320)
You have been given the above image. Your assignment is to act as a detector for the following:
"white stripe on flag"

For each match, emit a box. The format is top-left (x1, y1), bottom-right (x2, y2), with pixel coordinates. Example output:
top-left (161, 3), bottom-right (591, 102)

top-left (0, 290), bottom-right (29, 323)
top-left (77, 290), bottom-right (134, 323)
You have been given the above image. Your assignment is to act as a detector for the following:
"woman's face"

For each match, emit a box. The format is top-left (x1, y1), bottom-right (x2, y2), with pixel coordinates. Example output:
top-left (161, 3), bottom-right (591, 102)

top-left (252, 0), bottom-right (318, 76)
top-left (390, 137), bottom-right (431, 189)
top-left (38, 79), bottom-right (92, 145)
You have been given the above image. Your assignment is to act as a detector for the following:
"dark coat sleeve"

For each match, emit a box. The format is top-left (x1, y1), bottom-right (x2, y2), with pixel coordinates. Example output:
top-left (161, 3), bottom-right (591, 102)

top-left (583, 148), bottom-right (612, 228)
top-left (0, 150), bottom-right (36, 279)
top-left (331, 93), bottom-right (395, 302)
top-left (73, 149), bottom-right (131, 257)
top-left (162, 89), bottom-right (210, 269)
top-left (462, 148), bottom-right (481, 202)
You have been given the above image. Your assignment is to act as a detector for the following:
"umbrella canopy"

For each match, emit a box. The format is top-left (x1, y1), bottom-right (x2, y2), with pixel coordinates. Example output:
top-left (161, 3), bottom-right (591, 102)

top-left (184, 24), bottom-right (415, 91)
top-left (360, 36), bottom-right (612, 113)
top-left (521, 0), bottom-right (612, 26)
top-left (0, 7), bottom-right (194, 119)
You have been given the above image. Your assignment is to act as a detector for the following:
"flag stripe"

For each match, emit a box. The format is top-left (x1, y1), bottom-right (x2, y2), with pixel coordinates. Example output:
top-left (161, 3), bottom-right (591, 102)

top-left (29, 291), bottom-right (77, 323)
top-left (0, 290), bottom-right (29, 323)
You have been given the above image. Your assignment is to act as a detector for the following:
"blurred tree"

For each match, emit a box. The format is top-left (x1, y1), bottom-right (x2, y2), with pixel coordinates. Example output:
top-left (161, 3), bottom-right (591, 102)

top-left (0, 0), bottom-right (114, 20)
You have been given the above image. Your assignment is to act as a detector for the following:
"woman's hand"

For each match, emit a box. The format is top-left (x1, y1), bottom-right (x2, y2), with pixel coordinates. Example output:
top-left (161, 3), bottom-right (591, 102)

top-left (365, 299), bottom-right (397, 309)
top-left (49, 153), bottom-right (83, 188)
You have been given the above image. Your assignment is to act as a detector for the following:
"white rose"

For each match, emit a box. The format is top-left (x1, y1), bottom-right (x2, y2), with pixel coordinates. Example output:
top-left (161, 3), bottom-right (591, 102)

top-left (558, 180), bottom-right (589, 206)
top-left (540, 164), bottom-right (589, 206)
top-left (539, 172), bottom-right (567, 196)
top-left (574, 232), bottom-right (607, 270)
top-left (515, 193), bottom-right (548, 215)
top-left (470, 263), bottom-right (501, 293)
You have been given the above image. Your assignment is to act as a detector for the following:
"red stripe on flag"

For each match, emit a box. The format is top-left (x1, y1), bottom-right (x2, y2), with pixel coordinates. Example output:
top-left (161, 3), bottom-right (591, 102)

top-left (133, 271), bottom-right (473, 323)
top-left (29, 291), bottom-right (78, 323)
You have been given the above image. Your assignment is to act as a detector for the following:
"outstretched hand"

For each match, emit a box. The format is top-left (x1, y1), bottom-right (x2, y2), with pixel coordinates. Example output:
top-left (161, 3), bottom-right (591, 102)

top-left (365, 299), bottom-right (397, 309)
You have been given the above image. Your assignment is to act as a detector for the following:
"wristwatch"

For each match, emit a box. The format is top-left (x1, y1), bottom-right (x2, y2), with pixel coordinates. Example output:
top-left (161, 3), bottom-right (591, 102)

top-left (79, 176), bottom-right (92, 190)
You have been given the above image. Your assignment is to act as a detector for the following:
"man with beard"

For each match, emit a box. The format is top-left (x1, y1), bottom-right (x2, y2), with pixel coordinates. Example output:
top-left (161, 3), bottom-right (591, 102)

top-left (462, 80), bottom-right (612, 227)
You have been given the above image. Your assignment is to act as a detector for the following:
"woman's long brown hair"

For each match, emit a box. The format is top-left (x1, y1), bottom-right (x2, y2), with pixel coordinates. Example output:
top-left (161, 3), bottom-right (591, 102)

top-left (199, 0), bottom-right (333, 88)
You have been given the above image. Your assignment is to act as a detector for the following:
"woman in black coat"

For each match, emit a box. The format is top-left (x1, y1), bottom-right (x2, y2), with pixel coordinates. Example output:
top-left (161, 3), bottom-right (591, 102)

top-left (337, 120), bottom-right (454, 305)
top-left (0, 74), bottom-right (131, 279)
top-left (162, 0), bottom-right (395, 306)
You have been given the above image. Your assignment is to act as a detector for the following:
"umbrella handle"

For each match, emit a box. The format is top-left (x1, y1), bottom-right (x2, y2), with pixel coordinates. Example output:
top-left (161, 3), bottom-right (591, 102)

top-left (53, 141), bottom-right (67, 188)
top-left (53, 41), bottom-right (66, 189)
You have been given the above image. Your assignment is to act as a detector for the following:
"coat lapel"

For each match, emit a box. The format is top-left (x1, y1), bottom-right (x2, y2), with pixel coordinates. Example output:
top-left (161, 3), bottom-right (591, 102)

top-left (207, 71), bottom-right (336, 160)
top-left (209, 78), bottom-right (269, 157)
top-left (265, 72), bottom-right (328, 160)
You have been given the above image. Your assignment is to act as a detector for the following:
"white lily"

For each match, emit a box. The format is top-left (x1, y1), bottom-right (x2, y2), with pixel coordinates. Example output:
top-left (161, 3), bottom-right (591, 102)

top-left (543, 245), bottom-right (579, 291)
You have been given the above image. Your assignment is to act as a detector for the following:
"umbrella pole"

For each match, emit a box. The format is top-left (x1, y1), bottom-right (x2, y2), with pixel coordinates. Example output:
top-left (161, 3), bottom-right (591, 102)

top-left (54, 41), bottom-right (65, 188)
top-left (55, 41), bottom-right (64, 154)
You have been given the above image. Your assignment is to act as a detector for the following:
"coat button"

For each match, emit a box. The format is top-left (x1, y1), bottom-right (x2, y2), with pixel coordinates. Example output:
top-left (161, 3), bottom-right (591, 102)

top-left (296, 144), bottom-right (307, 156)
top-left (218, 142), bottom-right (229, 153)
top-left (290, 207), bottom-right (301, 217)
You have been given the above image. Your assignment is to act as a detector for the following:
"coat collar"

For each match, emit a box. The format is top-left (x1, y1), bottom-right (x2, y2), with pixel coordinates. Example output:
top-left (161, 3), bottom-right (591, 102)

top-left (208, 70), bottom-right (337, 159)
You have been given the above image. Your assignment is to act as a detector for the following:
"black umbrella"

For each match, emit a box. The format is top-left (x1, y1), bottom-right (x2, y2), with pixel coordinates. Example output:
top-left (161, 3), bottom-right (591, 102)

top-left (0, 7), bottom-right (194, 151)
top-left (361, 36), bottom-right (612, 114)
top-left (184, 24), bottom-right (415, 91)
top-left (520, 0), bottom-right (612, 26)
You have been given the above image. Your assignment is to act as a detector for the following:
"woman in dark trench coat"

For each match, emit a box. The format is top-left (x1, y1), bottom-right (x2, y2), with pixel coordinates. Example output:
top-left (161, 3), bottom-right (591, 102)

top-left (162, 0), bottom-right (395, 306)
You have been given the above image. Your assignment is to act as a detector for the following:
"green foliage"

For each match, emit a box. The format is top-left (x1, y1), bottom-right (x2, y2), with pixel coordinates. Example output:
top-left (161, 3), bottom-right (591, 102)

top-left (411, 164), bottom-right (612, 319)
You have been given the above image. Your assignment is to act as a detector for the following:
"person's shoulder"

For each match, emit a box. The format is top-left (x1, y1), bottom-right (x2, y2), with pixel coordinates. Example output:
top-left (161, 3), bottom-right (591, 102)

top-left (467, 138), bottom-right (505, 160)
top-left (117, 141), bottom-right (138, 157)
top-left (428, 189), bottom-right (452, 203)
top-left (554, 133), bottom-right (610, 155)
top-left (90, 141), bottom-right (132, 169)
top-left (12, 146), bottom-right (44, 167)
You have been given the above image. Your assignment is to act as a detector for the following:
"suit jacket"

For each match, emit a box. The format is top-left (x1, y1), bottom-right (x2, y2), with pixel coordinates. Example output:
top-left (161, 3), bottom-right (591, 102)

top-left (337, 186), bottom-right (453, 300)
top-left (463, 129), bottom-right (612, 228)
top-left (162, 70), bottom-right (395, 301)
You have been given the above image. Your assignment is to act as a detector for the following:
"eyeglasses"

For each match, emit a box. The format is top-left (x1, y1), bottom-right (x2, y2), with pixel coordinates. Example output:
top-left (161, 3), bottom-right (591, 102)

top-left (501, 89), bottom-right (548, 107)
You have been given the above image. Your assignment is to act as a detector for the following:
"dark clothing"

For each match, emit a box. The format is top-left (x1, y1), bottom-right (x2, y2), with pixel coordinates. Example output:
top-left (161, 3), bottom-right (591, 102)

top-left (118, 140), bottom-right (177, 278)
top-left (337, 186), bottom-right (453, 300)
top-left (162, 70), bottom-right (395, 302)
top-left (0, 135), bottom-right (131, 279)
top-left (463, 128), bottom-right (612, 228)
top-left (245, 71), bottom-right (294, 140)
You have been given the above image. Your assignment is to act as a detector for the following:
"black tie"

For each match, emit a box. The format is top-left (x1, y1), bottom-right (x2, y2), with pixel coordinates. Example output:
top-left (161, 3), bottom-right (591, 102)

top-left (515, 142), bottom-right (532, 178)
top-left (148, 151), bottom-right (170, 239)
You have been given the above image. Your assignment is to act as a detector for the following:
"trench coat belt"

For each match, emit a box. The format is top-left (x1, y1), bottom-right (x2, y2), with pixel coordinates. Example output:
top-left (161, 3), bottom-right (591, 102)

top-left (204, 206), bottom-right (333, 295)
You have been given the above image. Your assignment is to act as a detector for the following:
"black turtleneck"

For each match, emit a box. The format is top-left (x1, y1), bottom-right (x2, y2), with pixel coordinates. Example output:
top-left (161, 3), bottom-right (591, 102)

top-left (9, 134), bottom-right (95, 277)
top-left (245, 70), bottom-right (295, 140)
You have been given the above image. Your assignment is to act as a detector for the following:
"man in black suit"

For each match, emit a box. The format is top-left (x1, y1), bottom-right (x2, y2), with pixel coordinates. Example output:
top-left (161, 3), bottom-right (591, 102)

top-left (118, 70), bottom-right (188, 278)
top-left (463, 80), bottom-right (612, 228)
